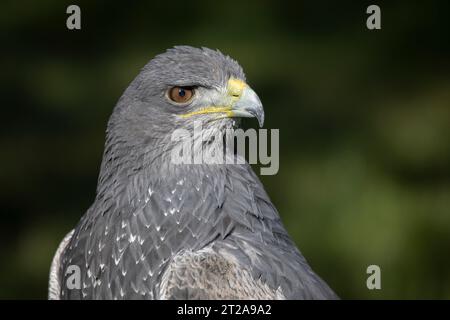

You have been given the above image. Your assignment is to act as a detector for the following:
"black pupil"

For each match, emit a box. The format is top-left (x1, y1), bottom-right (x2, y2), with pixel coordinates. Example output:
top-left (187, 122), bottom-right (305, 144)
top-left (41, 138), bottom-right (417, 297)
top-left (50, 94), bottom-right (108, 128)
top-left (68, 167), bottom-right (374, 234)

top-left (178, 88), bottom-right (186, 97)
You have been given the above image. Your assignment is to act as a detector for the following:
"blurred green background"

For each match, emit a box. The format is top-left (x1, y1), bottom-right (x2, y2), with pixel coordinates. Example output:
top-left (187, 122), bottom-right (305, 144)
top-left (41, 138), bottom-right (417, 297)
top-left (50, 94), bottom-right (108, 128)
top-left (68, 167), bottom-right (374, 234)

top-left (1, 0), bottom-right (449, 299)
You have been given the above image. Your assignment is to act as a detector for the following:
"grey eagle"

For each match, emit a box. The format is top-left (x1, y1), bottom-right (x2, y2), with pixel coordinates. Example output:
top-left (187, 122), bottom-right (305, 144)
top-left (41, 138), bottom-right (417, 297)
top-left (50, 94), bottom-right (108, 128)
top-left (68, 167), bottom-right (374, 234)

top-left (49, 46), bottom-right (338, 300)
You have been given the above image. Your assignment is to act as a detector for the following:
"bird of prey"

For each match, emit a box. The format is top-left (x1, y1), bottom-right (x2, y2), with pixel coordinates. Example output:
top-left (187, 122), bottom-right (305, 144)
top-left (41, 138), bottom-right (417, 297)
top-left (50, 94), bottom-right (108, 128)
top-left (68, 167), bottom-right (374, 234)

top-left (49, 46), bottom-right (338, 300)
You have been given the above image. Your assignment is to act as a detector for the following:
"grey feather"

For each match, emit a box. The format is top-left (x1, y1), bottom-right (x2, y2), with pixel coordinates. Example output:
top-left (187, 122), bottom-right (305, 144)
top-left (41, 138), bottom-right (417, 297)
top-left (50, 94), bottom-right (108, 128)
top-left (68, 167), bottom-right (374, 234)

top-left (52, 46), bottom-right (338, 300)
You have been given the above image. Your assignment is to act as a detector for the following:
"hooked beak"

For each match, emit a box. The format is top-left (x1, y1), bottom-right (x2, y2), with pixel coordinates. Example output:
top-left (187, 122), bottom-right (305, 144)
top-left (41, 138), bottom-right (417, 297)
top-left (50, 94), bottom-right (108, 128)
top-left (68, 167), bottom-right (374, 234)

top-left (178, 78), bottom-right (265, 127)
top-left (230, 85), bottom-right (265, 127)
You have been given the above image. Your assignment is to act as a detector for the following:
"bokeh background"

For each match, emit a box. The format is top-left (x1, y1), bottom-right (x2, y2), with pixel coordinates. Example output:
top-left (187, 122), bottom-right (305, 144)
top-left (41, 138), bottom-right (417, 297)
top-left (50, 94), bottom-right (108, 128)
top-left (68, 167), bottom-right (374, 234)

top-left (1, 0), bottom-right (449, 299)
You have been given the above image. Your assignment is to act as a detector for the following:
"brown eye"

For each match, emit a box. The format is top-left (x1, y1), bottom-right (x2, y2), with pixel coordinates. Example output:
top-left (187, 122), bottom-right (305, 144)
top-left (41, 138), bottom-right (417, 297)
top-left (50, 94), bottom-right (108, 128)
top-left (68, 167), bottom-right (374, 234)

top-left (168, 86), bottom-right (194, 103)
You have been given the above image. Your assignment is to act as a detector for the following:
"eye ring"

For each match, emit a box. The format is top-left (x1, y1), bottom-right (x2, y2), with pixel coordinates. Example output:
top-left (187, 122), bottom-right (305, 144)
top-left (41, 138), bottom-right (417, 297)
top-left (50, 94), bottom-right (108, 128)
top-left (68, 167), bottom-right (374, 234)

top-left (167, 86), bottom-right (195, 104)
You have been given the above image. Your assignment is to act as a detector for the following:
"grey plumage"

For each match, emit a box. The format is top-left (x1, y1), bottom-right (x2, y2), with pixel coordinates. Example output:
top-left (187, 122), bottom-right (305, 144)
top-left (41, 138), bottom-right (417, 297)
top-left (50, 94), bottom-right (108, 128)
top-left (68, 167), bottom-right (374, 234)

top-left (50, 46), bottom-right (338, 300)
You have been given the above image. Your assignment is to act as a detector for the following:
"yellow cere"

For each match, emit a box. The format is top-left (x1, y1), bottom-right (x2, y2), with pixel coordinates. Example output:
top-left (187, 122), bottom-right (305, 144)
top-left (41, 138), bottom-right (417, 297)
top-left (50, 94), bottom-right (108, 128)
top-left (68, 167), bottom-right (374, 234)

top-left (227, 78), bottom-right (247, 98)
top-left (179, 78), bottom-right (247, 119)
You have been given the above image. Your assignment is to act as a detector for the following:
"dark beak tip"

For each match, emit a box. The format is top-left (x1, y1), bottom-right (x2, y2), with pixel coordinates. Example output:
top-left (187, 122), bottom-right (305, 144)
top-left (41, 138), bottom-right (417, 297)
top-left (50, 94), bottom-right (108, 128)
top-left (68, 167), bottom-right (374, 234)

top-left (258, 118), bottom-right (264, 127)
top-left (257, 110), bottom-right (265, 127)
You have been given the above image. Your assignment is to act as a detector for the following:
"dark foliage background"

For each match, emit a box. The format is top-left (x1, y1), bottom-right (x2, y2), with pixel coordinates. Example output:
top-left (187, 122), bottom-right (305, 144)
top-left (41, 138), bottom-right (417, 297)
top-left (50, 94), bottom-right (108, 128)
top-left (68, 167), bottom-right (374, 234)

top-left (1, 0), bottom-right (449, 299)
